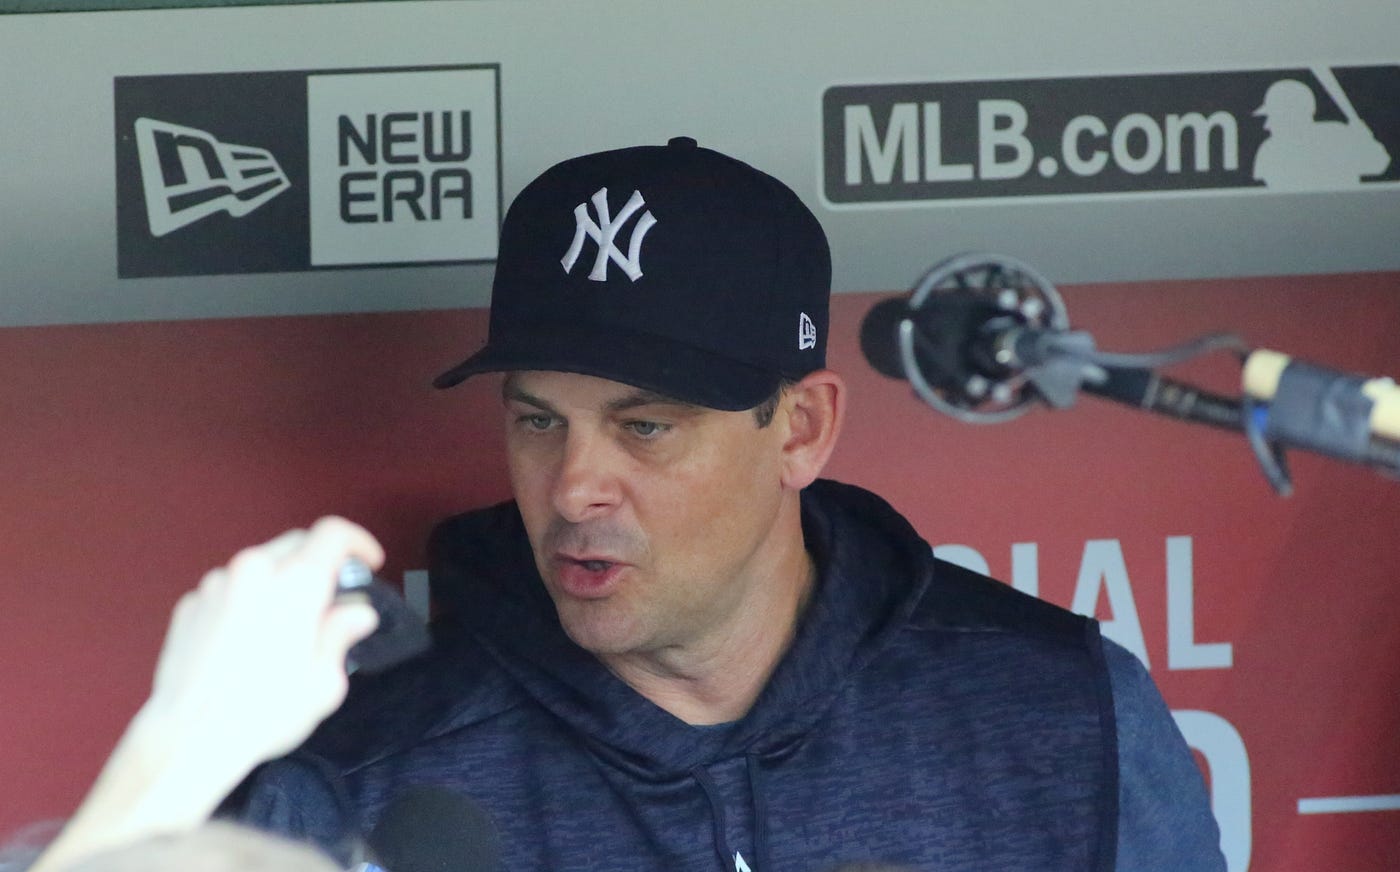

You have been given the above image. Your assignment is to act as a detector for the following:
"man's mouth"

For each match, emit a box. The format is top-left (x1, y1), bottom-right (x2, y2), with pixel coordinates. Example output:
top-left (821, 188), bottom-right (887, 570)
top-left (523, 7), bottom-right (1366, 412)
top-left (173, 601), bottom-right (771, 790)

top-left (556, 553), bottom-right (625, 573)
top-left (553, 555), bottom-right (628, 598)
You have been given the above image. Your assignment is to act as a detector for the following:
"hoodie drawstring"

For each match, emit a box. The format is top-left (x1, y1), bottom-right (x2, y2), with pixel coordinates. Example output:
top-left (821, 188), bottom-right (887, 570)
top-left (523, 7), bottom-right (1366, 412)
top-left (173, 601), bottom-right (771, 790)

top-left (691, 757), bottom-right (772, 872)
top-left (691, 766), bottom-right (735, 871)
top-left (746, 752), bottom-right (772, 872)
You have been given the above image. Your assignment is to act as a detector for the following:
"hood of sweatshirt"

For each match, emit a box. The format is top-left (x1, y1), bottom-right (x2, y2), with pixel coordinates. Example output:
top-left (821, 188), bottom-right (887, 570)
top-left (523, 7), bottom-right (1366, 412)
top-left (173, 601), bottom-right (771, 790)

top-left (424, 478), bottom-right (936, 779)
top-left (272, 478), bottom-right (1109, 872)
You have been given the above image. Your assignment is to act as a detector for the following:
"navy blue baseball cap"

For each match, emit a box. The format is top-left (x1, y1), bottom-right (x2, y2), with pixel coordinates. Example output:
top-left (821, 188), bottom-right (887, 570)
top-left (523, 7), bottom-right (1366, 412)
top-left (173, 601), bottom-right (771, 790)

top-left (432, 137), bottom-right (831, 410)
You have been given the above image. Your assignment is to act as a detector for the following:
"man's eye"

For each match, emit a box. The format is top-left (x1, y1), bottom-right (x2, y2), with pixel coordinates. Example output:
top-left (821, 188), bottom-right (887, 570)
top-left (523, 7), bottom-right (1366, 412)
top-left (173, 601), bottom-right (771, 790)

top-left (625, 420), bottom-right (669, 438)
top-left (520, 414), bottom-right (554, 431)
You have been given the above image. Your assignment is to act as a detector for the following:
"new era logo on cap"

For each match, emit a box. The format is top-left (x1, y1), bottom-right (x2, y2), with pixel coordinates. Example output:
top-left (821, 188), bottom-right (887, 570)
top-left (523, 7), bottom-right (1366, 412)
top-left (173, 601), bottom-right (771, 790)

top-left (799, 312), bottom-right (817, 350)
top-left (434, 137), bottom-right (831, 411)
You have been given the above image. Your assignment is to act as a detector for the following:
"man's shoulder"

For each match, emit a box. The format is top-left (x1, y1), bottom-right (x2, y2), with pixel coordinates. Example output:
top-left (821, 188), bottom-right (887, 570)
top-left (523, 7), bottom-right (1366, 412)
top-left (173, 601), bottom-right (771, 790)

top-left (880, 559), bottom-right (1109, 716)
top-left (916, 557), bottom-right (1094, 648)
top-left (805, 478), bottom-right (1097, 655)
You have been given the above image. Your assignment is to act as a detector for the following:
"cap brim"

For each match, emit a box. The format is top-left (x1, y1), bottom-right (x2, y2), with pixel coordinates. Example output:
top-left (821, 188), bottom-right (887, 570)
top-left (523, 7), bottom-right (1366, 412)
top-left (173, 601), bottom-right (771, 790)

top-left (432, 323), bottom-right (781, 411)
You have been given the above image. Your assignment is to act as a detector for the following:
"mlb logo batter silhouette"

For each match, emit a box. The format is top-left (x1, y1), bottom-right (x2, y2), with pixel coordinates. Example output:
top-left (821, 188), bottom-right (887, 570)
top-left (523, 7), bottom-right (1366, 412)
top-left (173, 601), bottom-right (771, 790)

top-left (1252, 70), bottom-right (1392, 190)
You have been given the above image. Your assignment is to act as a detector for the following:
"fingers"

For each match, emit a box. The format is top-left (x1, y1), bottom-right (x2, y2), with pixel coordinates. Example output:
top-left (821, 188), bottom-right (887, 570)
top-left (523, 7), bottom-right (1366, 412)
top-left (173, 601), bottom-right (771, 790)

top-left (271, 517), bottom-right (385, 606)
top-left (208, 517), bottom-right (384, 614)
top-left (300, 516), bottom-right (385, 574)
top-left (154, 516), bottom-right (386, 692)
top-left (229, 517), bottom-right (383, 583)
top-left (308, 600), bottom-right (381, 714)
top-left (321, 600), bottom-right (380, 652)
top-left (141, 516), bottom-right (392, 784)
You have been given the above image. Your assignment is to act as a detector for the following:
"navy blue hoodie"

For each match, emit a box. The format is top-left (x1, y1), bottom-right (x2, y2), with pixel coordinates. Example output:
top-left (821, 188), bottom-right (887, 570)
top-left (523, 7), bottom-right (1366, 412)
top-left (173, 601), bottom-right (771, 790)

top-left (234, 479), bottom-right (1222, 871)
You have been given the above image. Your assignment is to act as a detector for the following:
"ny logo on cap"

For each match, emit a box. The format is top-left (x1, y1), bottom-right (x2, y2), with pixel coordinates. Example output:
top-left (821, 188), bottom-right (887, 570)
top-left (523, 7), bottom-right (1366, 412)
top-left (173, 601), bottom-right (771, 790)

top-left (561, 187), bottom-right (657, 282)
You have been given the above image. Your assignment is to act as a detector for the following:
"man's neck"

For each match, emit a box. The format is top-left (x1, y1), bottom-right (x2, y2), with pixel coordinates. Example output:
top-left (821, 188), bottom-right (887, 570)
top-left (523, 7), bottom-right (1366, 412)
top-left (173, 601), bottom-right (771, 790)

top-left (600, 528), bottom-right (816, 726)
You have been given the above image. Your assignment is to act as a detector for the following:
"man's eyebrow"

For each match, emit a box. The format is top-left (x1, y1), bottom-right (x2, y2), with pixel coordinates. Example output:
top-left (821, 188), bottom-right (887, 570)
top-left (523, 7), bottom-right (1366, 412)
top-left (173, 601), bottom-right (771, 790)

top-left (501, 380), bottom-right (557, 413)
top-left (605, 390), bottom-right (702, 415)
top-left (501, 378), bottom-right (700, 415)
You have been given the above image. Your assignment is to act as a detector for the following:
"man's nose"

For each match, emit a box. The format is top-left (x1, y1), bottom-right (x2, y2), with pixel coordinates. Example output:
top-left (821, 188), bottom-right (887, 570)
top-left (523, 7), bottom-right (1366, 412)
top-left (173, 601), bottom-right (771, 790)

top-left (550, 428), bottom-right (622, 523)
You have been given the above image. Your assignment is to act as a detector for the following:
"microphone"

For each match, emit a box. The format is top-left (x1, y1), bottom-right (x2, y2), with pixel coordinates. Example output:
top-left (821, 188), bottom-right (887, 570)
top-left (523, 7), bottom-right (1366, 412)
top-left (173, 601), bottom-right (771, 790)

top-left (858, 278), bottom-right (1086, 422)
top-left (858, 254), bottom-right (1243, 431)
top-left (358, 786), bottom-right (500, 872)
top-left (860, 293), bottom-right (1048, 388)
top-left (861, 251), bottom-right (1399, 493)
top-left (337, 560), bottom-right (432, 675)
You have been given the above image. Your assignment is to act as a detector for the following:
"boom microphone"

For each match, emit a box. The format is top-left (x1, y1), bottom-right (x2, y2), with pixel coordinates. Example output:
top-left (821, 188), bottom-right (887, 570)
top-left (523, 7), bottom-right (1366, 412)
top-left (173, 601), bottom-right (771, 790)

top-left (862, 251), bottom-right (1399, 493)
top-left (1087, 364), bottom-right (1243, 432)
top-left (858, 254), bottom-right (1243, 430)
top-left (859, 294), bottom-right (1025, 384)
top-left (859, 293), bottom-right (1071, 396)
top-left (857, 252), bottom-right (1079, 422)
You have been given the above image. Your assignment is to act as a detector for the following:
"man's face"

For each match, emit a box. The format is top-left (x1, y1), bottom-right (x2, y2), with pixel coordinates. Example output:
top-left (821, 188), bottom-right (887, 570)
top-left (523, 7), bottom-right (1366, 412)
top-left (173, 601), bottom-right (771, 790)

top-left (502, 370), bottom-right (790, 658)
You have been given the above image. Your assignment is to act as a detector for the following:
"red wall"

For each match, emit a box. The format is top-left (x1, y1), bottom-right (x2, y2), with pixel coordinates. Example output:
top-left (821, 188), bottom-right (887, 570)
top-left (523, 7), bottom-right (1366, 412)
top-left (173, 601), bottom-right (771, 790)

top-left (3, 271), bottom-right (1398, 868)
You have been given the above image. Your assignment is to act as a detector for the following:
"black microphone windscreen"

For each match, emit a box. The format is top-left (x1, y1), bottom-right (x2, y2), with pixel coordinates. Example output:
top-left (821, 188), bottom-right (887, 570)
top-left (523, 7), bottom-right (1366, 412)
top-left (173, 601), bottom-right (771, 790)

top-left (859, 297), bottom-right (914, 380)
top-left (369, 785), bottom-right (500, 872)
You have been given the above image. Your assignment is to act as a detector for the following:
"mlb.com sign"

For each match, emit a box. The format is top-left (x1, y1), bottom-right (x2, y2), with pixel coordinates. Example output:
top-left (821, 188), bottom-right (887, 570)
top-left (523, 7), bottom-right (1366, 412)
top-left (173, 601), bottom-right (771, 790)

top-left (114, 65), bottom-right (501, 278)
top-left (823, 65), bottom-right (1398, 205)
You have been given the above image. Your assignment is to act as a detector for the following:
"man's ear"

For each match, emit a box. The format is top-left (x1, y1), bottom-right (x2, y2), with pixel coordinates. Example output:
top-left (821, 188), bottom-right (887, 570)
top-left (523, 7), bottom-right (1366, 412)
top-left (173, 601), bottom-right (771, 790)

top-left (778, 370), bottom-right (846, 490)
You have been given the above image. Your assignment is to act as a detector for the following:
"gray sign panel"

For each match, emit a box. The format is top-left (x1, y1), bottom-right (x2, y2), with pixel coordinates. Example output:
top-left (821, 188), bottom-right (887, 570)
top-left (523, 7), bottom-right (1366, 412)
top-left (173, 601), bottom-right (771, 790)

top-left (115, 65), bottom-right (502, 278)
top-left (824, 66), bottom-right (1399, 204)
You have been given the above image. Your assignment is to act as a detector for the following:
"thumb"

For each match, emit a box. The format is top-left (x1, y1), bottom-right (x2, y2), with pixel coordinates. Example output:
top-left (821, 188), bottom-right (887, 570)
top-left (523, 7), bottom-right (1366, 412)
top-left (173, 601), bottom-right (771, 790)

top-left (323, 601), bottom-right (381, 659)
top-left (300, 602), bottom-right (380, 727)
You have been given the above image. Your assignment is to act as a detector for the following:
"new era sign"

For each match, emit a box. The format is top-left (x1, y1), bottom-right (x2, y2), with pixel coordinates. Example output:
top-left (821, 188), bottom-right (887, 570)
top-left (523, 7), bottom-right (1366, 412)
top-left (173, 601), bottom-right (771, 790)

top-left (823, 65), bottom-right (1399, 205)
top-left (115, 65), bottom-right (501, 278)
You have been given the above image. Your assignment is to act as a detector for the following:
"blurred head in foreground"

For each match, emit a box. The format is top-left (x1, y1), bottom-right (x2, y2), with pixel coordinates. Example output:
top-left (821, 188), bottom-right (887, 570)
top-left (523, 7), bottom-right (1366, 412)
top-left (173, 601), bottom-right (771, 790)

top-left (59, 822), bottom-right (336, 872)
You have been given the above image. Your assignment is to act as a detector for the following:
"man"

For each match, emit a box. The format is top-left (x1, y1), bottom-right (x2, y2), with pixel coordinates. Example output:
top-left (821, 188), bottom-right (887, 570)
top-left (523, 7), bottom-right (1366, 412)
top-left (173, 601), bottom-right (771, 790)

top-left (234, 138), bottom-right (1225, 870)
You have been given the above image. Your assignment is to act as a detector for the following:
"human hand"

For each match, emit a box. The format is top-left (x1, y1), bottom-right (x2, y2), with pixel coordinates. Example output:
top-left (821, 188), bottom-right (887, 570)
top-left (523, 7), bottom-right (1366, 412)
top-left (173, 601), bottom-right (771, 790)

top-left (31, 518), bottom-right (382, 871)
top-left (139, 516), bottom-right (383, 783)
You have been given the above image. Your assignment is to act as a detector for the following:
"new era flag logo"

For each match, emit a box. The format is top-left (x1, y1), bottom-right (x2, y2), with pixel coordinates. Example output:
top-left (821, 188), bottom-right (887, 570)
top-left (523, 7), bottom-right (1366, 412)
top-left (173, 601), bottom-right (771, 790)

top-left (799, 312), bottom-right (817, 350)
top-left (134, 117), bottom-right (290, 237)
